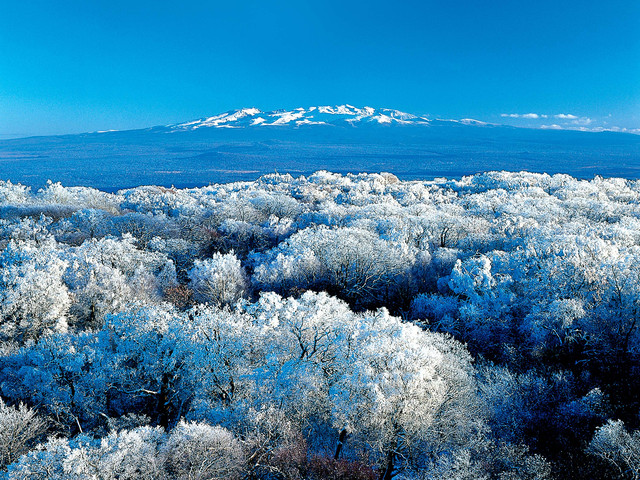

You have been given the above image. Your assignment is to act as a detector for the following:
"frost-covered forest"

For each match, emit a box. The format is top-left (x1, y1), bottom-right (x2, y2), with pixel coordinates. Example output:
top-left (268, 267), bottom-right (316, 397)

top-left (1, 170), bottom-right (640, 479)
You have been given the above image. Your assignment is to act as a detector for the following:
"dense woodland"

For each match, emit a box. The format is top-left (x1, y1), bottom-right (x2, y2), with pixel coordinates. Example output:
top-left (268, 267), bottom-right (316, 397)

top-left (1, 170), bottom-right (639, 479)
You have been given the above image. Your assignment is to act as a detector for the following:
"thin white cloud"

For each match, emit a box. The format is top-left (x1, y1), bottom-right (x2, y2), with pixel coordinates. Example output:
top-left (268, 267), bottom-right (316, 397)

top-left (538, 124), bottom-right (640, 135)
top-left (571, 117), bottom-right (593, 126)
top-left (592, 126), bottom-right (639, 134)
top-left (502, 113), bottom-right (591, 121)
top-left (500, 112), bottom-right (638, 134)
top-left (501, 113), bottom-right (547, 119)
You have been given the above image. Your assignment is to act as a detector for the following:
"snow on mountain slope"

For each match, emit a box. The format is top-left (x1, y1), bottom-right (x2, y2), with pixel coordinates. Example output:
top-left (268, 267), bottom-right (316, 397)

top-left (170, 105), bottom-right (431, 131)
top-left (175, 108), bottom-right (262, 129)
top-left (3, 104), bottom-right (640, 191)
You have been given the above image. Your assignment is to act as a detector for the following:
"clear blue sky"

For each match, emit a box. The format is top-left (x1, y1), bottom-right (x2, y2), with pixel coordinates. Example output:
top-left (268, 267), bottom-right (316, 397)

top-left (1, 0), bottom-right (639, 137)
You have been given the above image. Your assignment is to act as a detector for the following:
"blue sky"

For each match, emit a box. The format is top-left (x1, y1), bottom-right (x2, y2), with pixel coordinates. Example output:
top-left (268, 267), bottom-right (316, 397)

top-left (1, 0), bottom-right (639, 137)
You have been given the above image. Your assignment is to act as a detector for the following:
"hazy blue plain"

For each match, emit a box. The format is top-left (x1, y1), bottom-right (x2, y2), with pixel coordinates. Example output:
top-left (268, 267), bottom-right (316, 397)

top-left (2, 123), bottom-right (640, 191)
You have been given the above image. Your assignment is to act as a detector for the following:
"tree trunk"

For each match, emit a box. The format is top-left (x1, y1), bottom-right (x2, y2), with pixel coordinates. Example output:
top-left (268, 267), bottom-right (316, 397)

top-left (334, 428), bottom-right (348, 459)
top-left (380, 448), bottom-right (395, 480)
top-left (157, 372), bottom-right (171, 429)
top-left (89, 303), bottom-right (96, 327)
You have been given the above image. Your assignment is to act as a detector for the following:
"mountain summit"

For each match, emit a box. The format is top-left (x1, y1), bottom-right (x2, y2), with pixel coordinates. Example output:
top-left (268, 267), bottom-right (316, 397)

top-left (169, 105), bottom-right (432, 130)
top-left (1, 105), bottom-right (639, 190)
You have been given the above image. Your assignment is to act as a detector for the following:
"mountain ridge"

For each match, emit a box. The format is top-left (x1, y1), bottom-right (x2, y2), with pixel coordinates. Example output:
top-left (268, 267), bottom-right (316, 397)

top-left (1, 104), bottom-right (640, 190)
top-left (4, 105), bottom-right (638, 140)
top-left (167, 105), bottom-right (434, 131)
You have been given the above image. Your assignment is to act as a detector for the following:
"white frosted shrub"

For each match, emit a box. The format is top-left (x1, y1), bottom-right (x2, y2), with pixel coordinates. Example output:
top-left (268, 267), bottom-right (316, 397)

top-left (163, 421), bottom-right (245, 480)
top-left (588, 419), bottom-right (640, 479)
top-left (188, 252), bottom-right (248, 306)
top-left (0, 399), bottom-right (47, 470)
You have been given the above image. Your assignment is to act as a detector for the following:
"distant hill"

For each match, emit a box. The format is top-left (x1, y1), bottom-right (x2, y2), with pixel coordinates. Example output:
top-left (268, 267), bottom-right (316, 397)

top-left (1, 105), bottom-right (640, 190)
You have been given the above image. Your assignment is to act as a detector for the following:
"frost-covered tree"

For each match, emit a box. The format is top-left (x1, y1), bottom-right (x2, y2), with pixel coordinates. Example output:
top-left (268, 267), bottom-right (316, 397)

top-left (63, 235), bottom-right (177, 328)
top-left (0, 331), bottom-right (108, 432)
top-left (0, 181), bottom-right (31, 205)
top-left (422, 439), bottom-right (552, 480)
top-left (0, 398), bottom-right (48, 470)
top-left (330, 309), bottom-right (480, 478)
top-left (5, 171), bottom-right (640, 478)
top-left (253, 226), bottom-right (414, 307)
top-left (0, 239), bottom-right (70, 342)
top-left (89, 426), bottom-right (167, 480)
top-left (100, 305), bottom-right (192, 429)
top-left (588, 420), bottom-right (640, 480)
top-left (5, 436), bottom-right (79, 480)
top-left (178, 291), bottom-right (481, 477)
top-left (163, 421), bottom-right (244, 480)
top-left (188, 252), bottom-right (248, 306)
top-left (5, 422), bottom-right (243, 480)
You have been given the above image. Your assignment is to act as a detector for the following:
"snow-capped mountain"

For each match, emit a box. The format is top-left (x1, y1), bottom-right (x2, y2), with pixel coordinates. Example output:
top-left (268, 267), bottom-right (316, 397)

top-left (2, 104), bottom-right (639, 191)
top-left (169, 105), bottom-right (432, 131)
